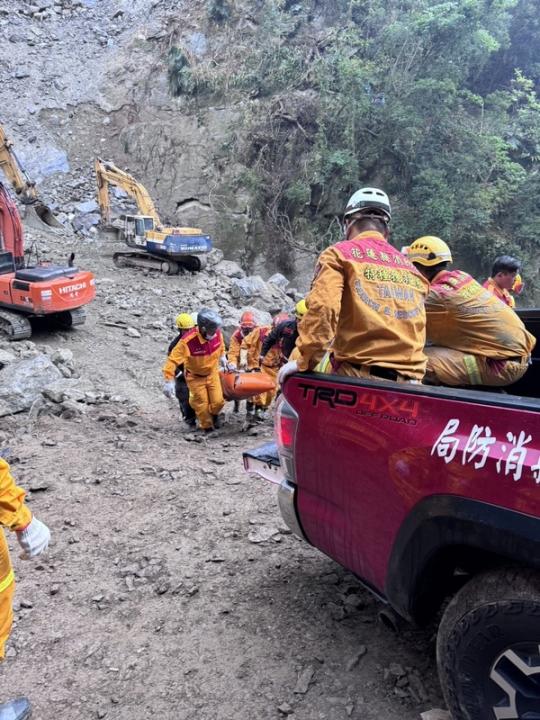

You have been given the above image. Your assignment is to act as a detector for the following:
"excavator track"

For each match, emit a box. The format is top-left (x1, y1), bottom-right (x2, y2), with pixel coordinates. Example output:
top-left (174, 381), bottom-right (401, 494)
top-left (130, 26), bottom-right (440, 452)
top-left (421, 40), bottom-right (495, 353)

top-left (113, 251), bottom-right (207, 274)
top-left (0, 308), bottom-right (32, 340)
top-left (49, 306), bottom-right (87, 329)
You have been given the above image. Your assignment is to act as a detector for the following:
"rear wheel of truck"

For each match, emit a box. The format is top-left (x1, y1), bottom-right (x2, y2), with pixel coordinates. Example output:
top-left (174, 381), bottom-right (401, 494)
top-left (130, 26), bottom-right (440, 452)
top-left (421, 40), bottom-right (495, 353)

top-left (436, 567), bottom-right (540, 720)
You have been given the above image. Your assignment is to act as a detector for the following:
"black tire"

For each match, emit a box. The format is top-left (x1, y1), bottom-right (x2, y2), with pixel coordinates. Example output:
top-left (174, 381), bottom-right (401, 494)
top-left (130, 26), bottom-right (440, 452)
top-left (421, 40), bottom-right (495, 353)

top-left (436, 567), bottom-right (540, 720)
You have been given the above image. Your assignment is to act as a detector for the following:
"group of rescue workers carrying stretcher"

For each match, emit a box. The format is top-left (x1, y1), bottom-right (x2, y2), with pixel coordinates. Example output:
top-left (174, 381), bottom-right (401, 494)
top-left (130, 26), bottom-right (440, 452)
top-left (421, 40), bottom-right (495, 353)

top-left (160, 186), bottom-right (534, 434)
top-left (0, 186), bottom-right (535, 720)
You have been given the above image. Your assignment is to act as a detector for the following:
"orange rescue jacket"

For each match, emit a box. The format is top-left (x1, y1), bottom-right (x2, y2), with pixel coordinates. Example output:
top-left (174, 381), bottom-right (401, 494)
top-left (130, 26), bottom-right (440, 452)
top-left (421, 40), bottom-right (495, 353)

top-left (427, 270), bottom-right (535, 359)
top-left (296, 231), bottom-right (429, 380)
top-left (0, 458), bottom-right (31, 531)
top-left (482, 277), bottom-right (516, 309)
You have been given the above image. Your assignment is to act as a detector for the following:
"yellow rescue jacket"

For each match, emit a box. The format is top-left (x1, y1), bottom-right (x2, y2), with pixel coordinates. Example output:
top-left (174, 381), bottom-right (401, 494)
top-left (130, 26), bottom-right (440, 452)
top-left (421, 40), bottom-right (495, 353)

top-left (242, 325), bottom-right (281, 369)
top-left (163, 328), bottom-right (225, 380)
top-left (0, 459), bottom-right (31, 531)
top-left (296, 231), bottom-right (429, 380)
top-left (227, 328), bottom-right (245, 366)
top-left (427, 270), bottom-right (535, 359)
top-left (482, 277), bottom-right (516, 309)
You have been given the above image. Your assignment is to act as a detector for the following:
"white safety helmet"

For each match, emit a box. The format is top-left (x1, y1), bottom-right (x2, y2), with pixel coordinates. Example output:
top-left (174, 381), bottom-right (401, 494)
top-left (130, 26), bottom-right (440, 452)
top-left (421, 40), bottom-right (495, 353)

top-left (344, 187), bottom-right (391, 221)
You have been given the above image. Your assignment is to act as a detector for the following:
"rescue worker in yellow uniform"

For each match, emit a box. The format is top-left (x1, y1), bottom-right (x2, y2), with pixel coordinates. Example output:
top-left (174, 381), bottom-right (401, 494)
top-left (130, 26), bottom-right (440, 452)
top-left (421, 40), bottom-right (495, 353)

top-left (483, 255), bottom-right (522, 309)
top-left (279, 188), bottom-right (428, 384)
top-left (163, 308), bottom-right (231, 432)
top-left (407, 237), bottom-right (536, 386)
top-left (228, 311), bottom-right (257, 415)
top-left (165, 312), bottom-right (197, 427)
top-left (243, 314), bottom-right (286, 419)
top-left (0, 456), bottom-right (51, 720)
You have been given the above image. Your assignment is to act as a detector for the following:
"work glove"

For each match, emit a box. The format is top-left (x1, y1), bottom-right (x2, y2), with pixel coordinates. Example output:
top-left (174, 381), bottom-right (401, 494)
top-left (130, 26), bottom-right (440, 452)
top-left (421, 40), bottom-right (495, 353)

top-left (278, 360), bottom-right (299, 385)
top-left (220, 356), bottom-right (235, 372)
top-left (163, 380), bottom-right (176, 398)
top-left (16, 517), bottom-right (51, 559)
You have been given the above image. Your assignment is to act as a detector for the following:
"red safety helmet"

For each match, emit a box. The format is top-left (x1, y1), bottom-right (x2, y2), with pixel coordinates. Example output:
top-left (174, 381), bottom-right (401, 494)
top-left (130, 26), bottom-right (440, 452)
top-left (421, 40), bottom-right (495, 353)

top-left (240, 311), bottom-right (256, 329)
top-left (272, 312), bottom-right (290, 328)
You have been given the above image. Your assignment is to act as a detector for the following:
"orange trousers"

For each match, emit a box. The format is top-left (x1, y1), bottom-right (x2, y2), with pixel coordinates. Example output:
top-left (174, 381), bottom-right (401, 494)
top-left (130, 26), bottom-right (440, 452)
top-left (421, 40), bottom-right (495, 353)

top-left (254, 365), bottom-right (279, 409)
top-left (186, 370), bottom-right (225, 429)
top-left (425, 346), bottom-right (529, 387)
top-left (0, 530), bottom-right (15, 660)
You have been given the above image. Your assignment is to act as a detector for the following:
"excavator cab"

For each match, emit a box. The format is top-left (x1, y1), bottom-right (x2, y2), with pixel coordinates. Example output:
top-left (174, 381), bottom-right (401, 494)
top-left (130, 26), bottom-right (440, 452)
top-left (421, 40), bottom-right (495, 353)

top-left (122, 214), bottom-right (154, 248)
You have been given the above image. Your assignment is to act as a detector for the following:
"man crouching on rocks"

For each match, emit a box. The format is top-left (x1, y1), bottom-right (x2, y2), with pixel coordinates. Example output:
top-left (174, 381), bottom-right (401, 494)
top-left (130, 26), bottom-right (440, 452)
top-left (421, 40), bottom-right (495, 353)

top-left (163, 308), bottom-right (233, 433)
top-left (0, 455), bottom-right (51, 720)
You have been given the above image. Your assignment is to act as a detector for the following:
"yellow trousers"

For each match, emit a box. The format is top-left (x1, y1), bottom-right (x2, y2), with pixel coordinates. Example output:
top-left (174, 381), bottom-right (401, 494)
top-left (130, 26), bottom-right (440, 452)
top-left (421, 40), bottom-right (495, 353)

top-left (186, 370), bottom-right (225, 429)
top-left (316, 353), bottom-right (419, 383)
top-left (425, 346), bottom-right (529, 387)
top-left (254, 365), bottom-right (278, 409)
top-left (0, 530), bottom-right (14, 660)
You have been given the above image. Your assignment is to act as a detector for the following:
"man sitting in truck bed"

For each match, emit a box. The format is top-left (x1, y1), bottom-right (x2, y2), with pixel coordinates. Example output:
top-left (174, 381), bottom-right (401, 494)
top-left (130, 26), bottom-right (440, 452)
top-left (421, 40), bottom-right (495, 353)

top-left (407, 236), bottom-right (536, 387)
top-left (279, 187), bottom-right (429, 384)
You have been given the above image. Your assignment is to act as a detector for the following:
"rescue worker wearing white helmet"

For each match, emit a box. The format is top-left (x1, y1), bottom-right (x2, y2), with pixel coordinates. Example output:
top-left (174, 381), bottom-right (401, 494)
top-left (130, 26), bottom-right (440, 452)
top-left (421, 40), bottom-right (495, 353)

top-left (406, 236), bottom-right (535, 386)
top-left (279, 188), bottom-right (429, 384)
top-left (163, 312), bottom-right (197, 427)
top-left (163, 308), bottom-right (232, 432)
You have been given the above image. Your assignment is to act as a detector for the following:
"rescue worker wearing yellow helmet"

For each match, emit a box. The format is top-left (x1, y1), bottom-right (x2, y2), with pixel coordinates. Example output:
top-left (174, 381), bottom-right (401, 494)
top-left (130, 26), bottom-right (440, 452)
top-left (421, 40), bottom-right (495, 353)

top-left (163, 313), bottom-right (197, 427)
top-left (163, 308), bottom-right (231, 432)
top-left (244, 312), bottom-right (289, 419)
top-left (0, 455), bottom-right (51, 720)
top-left (279, 188), bottom-right (429, 384)
top-left (407, 237), bottom-right (536, 387)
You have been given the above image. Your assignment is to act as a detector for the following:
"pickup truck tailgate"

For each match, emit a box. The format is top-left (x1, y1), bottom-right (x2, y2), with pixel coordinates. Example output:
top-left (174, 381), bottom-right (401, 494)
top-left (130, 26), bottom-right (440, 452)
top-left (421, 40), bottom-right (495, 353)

top-left (242, 441), bottom-right (283, 484)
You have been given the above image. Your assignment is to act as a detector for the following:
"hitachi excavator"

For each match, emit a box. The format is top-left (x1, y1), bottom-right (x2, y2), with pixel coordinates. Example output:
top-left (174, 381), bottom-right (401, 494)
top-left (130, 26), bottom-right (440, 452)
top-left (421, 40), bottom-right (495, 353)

top-left (0, 125), bottom-right (95, 339)
top-left (94, 158), bottom-right (212, 274)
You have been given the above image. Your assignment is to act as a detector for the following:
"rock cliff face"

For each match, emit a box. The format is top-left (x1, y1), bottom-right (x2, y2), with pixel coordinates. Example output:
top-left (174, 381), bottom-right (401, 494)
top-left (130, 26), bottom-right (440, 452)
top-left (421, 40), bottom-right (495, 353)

top-left (1, 0), bottom-right (314, 282)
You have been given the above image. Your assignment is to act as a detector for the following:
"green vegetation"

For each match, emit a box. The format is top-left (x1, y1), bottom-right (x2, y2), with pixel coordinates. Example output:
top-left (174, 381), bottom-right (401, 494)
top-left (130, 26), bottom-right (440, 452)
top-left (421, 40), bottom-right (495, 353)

top-left (168, 0), bottom-right (539, 298)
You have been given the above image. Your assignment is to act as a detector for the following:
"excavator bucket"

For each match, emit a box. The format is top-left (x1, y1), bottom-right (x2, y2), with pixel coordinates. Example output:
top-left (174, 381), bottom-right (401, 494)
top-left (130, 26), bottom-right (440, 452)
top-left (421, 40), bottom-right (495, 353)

top-left (22, 200), bottom-right (63, 232)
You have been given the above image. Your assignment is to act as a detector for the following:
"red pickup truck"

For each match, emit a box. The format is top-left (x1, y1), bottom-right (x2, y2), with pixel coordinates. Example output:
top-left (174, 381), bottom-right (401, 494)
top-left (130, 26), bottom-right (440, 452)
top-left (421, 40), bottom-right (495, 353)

top-left (244, 309), bottom-right (540, 720)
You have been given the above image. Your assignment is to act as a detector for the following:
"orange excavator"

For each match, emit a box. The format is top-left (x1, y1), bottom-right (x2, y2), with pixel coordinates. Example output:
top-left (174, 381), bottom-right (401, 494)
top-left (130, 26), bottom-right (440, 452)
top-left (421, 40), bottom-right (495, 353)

top-left (0, 126), bottom-right (95, 339)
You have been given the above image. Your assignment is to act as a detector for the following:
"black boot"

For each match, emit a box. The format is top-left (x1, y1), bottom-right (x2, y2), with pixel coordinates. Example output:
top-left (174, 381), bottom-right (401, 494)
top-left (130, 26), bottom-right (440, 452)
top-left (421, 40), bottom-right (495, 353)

top-left (212, 414), bottom-right (222, 429)
top-left (246, 401), bottom-right (254, 416)
top-left (233, 400), bottom-right (240, 414)
top-left (0, 698), bottom-right (31, 720)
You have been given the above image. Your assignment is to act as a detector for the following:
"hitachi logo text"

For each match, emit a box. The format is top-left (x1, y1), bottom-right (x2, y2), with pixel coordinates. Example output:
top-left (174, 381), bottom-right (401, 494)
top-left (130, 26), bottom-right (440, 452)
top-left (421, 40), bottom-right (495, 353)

top-left (59, 282), bottom-right (86, 294)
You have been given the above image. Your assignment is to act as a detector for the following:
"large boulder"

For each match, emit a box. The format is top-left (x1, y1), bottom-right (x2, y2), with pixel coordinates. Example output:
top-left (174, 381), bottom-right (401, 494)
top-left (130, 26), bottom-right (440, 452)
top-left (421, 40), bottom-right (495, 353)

top-left (0, 355), bottom-right (62, 417)
top-left (230, 275), bottom-right (291, 314)
top-left (214, 260), bottom-right (245, 279)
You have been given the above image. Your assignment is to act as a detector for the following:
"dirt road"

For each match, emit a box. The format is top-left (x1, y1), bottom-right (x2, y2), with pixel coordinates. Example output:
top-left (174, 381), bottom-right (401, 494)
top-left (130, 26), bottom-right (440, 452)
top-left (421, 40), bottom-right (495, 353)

top-left (0, 236), bottom-right (445, 720)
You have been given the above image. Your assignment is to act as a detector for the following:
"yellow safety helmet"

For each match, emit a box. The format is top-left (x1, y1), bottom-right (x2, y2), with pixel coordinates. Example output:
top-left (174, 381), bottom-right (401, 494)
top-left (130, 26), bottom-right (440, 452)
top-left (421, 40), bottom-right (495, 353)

top-left (175, 312), bottom-right (195, 330)
top-left (295, 298), bottom-right (308, 317)
top-left (405, 236), bottom-right (453, 266)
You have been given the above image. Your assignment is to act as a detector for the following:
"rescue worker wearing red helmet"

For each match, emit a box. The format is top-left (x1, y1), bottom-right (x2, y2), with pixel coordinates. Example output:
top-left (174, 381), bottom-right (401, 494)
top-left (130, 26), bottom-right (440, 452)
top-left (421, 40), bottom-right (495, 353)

top-left (228, 311), bottom-right (257, 369)
top-left (163, 308), bottom-right (231, 432)
top-left (0, 455), bottom-right (51, 720)
top-left (242, 313), bottom-right (286, 419)
top-left (279, 188), bottom-right (429, 384)
top-left (407, 236), bottom-right (535, 386)
top-left (228, 310), bottom-right (258, 414)
top-left (261, 300), bottom-right (307, 366)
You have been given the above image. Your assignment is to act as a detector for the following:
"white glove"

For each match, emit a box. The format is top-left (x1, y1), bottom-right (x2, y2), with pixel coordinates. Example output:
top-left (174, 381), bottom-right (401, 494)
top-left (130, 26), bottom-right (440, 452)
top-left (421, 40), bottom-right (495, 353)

top-left (278, 360), bottom-right (299, 384)
top-left (220, 356), bottom-right (235, 372)
top-left (17, 517), bottom-right (51, 559)
top-left (163, 380), bottom-right (176, 398)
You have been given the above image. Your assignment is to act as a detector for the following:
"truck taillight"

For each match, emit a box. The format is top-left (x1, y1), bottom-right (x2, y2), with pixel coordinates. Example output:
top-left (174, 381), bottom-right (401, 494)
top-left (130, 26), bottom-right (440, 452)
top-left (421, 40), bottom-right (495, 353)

top-left (275, 396), bottom-right (298, 483)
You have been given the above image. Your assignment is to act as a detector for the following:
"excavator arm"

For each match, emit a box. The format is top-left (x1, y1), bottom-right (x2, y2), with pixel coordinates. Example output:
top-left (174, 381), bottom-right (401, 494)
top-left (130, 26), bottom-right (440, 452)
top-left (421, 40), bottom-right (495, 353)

top-left (0, 124), bottom-right (63, 231)
top-left (0, 125), bottom-right (38, 204)
top-left (94, 158), bottom-right (162, 227)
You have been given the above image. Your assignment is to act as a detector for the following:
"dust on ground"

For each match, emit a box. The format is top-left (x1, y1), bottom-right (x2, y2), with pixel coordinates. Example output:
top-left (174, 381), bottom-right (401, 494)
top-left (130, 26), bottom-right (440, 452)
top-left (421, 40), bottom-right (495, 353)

top-left (0, 235), bottom-right (445, 720)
